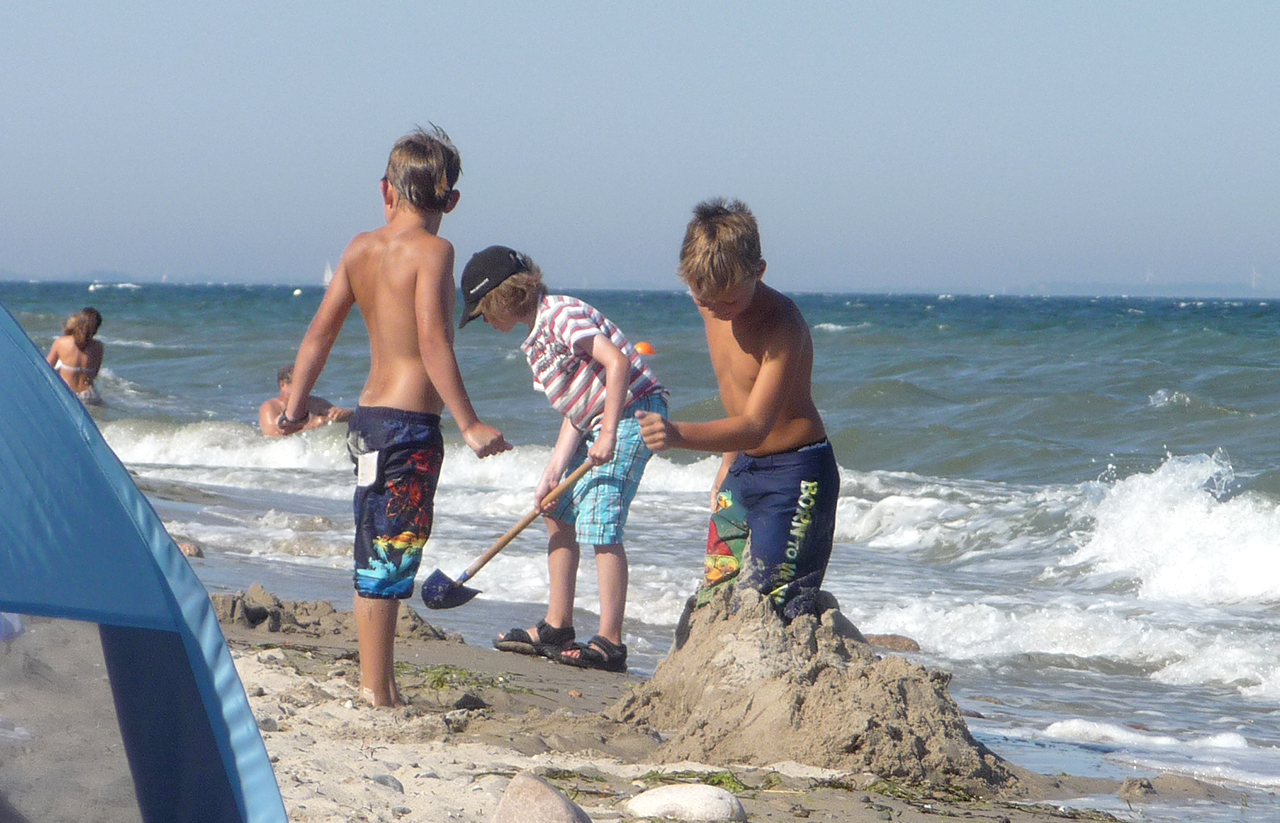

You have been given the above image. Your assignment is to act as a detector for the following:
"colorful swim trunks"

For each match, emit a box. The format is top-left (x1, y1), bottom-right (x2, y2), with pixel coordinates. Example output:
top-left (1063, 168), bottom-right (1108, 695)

top-left (347, 406), bottom-right (444, 599)
top-left (699, 439), bottom-right (840, 617)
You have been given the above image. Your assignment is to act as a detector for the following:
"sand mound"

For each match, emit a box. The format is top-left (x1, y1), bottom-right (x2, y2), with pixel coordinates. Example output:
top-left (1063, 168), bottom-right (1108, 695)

top-left (606, 586), bottom-right (1017, 796)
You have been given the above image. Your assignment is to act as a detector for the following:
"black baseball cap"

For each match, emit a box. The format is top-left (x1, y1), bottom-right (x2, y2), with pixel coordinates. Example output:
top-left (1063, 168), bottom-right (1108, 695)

top-left (459, 245), bottom-right (528, 328)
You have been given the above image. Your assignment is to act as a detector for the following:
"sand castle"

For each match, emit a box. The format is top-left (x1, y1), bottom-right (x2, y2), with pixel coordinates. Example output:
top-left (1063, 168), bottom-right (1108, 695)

top-left (607, 586), bottom-right (1019, 796)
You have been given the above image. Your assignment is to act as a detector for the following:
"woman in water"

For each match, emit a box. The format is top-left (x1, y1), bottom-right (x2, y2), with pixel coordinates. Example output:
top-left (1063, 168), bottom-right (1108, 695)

top-left (46, 307), bottom-right (105, 405)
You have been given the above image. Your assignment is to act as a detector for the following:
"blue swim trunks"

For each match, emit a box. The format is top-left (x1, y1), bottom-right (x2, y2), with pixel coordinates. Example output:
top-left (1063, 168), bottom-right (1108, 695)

top-left (347, 407), bottom-right (444, 599)
top-left (548, 392), bottom-right (667, 546)
top-left (699, 439), bottom-right (840, 616)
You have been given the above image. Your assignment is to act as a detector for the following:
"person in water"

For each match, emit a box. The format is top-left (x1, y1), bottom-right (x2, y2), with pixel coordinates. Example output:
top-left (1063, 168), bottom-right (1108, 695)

top-left (46, 307), bottom-right (105, 405)
top-left (258, 364), bottom-right (353, 436)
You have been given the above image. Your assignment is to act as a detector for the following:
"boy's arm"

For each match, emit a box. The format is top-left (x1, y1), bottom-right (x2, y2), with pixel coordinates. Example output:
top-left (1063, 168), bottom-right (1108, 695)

top-left (639, 324), bottom-right (799, 453)
top-left (280, 263), bottom-right (356, 433)
top-left (413, 242), bottom-right (510, 458)
top-left (582, 333), bottom-right (630, 466)
top-left (537, 416), bottom-right (585, 511)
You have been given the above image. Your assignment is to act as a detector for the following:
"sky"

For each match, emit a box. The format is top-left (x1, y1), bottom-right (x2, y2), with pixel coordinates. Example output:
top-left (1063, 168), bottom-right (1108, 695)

top-left (2, 2), bottom-right (1278, 296)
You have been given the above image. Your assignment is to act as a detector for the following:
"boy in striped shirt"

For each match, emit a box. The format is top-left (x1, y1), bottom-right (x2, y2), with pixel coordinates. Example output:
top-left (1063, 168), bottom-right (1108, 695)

top-left (459, 246), bottom-right (668, 673)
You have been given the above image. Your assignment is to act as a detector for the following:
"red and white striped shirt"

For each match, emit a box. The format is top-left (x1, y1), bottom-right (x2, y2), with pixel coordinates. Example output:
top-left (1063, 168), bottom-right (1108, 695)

top-left (520, 295), bottom-right (663, 431)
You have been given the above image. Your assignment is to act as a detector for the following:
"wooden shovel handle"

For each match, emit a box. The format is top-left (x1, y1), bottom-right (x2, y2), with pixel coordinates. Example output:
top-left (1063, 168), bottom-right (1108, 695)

top-left (460, 460), bottom-right (595, 581)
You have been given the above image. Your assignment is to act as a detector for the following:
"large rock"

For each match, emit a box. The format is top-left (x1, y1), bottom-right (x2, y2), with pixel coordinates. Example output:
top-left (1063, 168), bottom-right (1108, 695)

top-left (489, 772), bottom-right (591, 823)
top-left (606, 586), bottom-right (1016, 796)
top-left (626, 784), bottom-right (746, 821)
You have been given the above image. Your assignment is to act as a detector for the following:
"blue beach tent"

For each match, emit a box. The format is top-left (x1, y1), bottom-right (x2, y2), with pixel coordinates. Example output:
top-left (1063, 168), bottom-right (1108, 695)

top-left (0, 303), bottom-right (287, 823)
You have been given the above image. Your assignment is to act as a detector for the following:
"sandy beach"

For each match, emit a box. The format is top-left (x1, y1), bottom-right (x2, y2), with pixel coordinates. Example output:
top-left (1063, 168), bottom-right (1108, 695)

top-left (0, 586), bottom-right (1254, 823)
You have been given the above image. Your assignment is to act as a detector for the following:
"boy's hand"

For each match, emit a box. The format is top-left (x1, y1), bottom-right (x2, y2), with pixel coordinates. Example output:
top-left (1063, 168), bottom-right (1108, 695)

top-left (534, 473), bottom-right (559, 513)
top-left (276, 410), bottom-right (309, 436)
top-left (463, 422), bottom-right (512, 458)
top-left (636, 410), bottom-right (680, 451)
top-left (587, 430), bottom-right (616, 465)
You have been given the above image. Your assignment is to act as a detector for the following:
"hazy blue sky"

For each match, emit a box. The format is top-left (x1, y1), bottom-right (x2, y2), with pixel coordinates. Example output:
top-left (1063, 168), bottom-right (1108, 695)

top-left (2, 3), bottom-right (1278, 295)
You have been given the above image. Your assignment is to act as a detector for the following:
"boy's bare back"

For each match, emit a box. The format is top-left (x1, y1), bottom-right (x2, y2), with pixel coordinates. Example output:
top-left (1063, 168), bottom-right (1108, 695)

top-left (700, 281), bottom-right (825, 456)
top-left (341, 223), bottom-right (455, 414)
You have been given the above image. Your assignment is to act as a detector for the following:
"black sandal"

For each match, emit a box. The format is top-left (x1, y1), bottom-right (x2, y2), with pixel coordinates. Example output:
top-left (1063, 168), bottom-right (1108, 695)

top-left (557, 635), bottom-right (628, 673)
top-left (493, 620), bottom-right (575, 658)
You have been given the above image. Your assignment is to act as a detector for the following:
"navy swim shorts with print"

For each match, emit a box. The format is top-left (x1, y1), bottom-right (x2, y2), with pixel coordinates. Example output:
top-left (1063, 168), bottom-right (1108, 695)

top-left (347, 407), bottom-right (444, 599)
top-left (698, 439), bottom-right (840, 617)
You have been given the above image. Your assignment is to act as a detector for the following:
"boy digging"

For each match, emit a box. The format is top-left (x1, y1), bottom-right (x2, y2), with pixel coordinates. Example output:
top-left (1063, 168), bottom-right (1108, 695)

top-left (279, 126), bottom-right (510, 706)
top-left (461, 246), bottom-right (668, 673)
top-left (638, 198), bottom-right (839, 619)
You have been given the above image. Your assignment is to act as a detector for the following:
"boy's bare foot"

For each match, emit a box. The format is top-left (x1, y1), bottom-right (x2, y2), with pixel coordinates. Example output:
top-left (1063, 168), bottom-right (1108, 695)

top-left (360, 685), bottom-right (407, 708)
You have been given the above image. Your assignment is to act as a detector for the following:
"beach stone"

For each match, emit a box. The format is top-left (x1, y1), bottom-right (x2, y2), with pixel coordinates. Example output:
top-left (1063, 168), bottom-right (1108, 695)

top-left (443, 710), bottom-right (470, 732)
top-left (864, 633), bottom-right (921, 652)
top-left (370, 773), bottom-right (404, 793)
top-left (1118, 777), bottom-right (1157, 802)
top-left (625, 784), bottom-right (747, 822)
top-left (176, 540), bottom-right (204, 558)
top-left (488, 772), bottom-right (591, 823)
top-left (454, 692), bottom-right (488, 710)
top-left (607, 585), bottom-right (1017, 796)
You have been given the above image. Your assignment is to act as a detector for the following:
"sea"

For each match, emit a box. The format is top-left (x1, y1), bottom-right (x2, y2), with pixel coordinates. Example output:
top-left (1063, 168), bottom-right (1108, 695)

top-left (5, 279), bottom-right (1280, 819)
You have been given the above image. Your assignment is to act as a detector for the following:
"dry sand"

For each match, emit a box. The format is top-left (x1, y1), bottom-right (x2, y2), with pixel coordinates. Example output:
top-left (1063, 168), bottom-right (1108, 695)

top-left (0, 586), bottom-right (1250, 822)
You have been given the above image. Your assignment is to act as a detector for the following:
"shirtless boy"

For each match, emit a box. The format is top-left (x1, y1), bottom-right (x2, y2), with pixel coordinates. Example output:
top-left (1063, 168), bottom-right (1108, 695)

top-left (258, 364), bottom-right (352, 436)
top-left (279, 126), bottom-right (511, 705)
top-left (637, 198), bottom-right (839, 619)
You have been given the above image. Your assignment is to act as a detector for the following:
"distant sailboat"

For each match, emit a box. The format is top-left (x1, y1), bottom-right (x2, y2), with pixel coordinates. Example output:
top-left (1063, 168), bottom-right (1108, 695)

top-left (323, 261), bottom-right (334, 286)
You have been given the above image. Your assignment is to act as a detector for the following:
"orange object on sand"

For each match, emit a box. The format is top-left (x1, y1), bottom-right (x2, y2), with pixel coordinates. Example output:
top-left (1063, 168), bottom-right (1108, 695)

top-left (634, 341), bottom-right (655, 355)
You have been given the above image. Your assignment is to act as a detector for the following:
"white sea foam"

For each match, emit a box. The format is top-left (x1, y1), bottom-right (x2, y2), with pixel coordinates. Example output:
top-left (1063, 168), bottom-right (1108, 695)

top-left (87, 282), bottom-right (142, 291)
top-left (1044, 719), bottom-right (1249, 750)
top-left (1149, 388), bottom-right (1192, 408)
top-left (856, 597), bottom-right (1196, 664)
top-left (103, 420), bottom-right (351, 472)
top-left (1065, 452), bottom-right (1280, 605)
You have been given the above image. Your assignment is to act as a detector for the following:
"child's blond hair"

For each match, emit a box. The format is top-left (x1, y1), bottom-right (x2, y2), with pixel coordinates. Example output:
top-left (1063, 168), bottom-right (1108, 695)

top-left (477, 263), bottom-right (548, 323)
top-left (384, 125), bottom-right (461, 214)
top-left (678, 198), bottom-right (763, 298)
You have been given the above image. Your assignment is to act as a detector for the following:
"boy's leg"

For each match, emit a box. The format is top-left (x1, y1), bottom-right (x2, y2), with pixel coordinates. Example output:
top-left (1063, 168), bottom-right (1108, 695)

top-left (698, 468), bottom-right (751, 606)
top-left (738, 442), bottom-right (841, 615)
top-left (346, 407), bottom-right (444, 705)
top-left (592, 543), bottom-right (627, 645)
top-left (560, 541), bottom-right (627, 662)
top-left (355, 594), bottom-right (403, 707)
top-left (544, 516), bottom-right (580, 632)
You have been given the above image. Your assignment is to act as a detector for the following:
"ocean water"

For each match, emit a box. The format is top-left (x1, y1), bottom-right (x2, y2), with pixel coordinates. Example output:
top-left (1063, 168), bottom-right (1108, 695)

top-left (6, 280), bottom-right (1280, 817)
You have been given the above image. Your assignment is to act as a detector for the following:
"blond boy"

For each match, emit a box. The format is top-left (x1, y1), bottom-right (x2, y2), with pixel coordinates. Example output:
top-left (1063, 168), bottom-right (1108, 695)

top-left (279, 126), bottom-right (510, 705)
top-left (638, 199), bottom-right (839, 619)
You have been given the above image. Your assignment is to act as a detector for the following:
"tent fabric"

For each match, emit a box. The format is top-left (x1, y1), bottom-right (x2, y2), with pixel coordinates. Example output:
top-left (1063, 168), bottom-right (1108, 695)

top-left (0, 303), bottom-right (286, 823)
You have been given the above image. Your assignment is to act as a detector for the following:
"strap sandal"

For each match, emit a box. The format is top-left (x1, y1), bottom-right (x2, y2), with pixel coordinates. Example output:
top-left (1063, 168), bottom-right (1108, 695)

top-left (557, 635), bottom-right (628, 673)
top-left (493, 619), bottom-right (575, 658)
